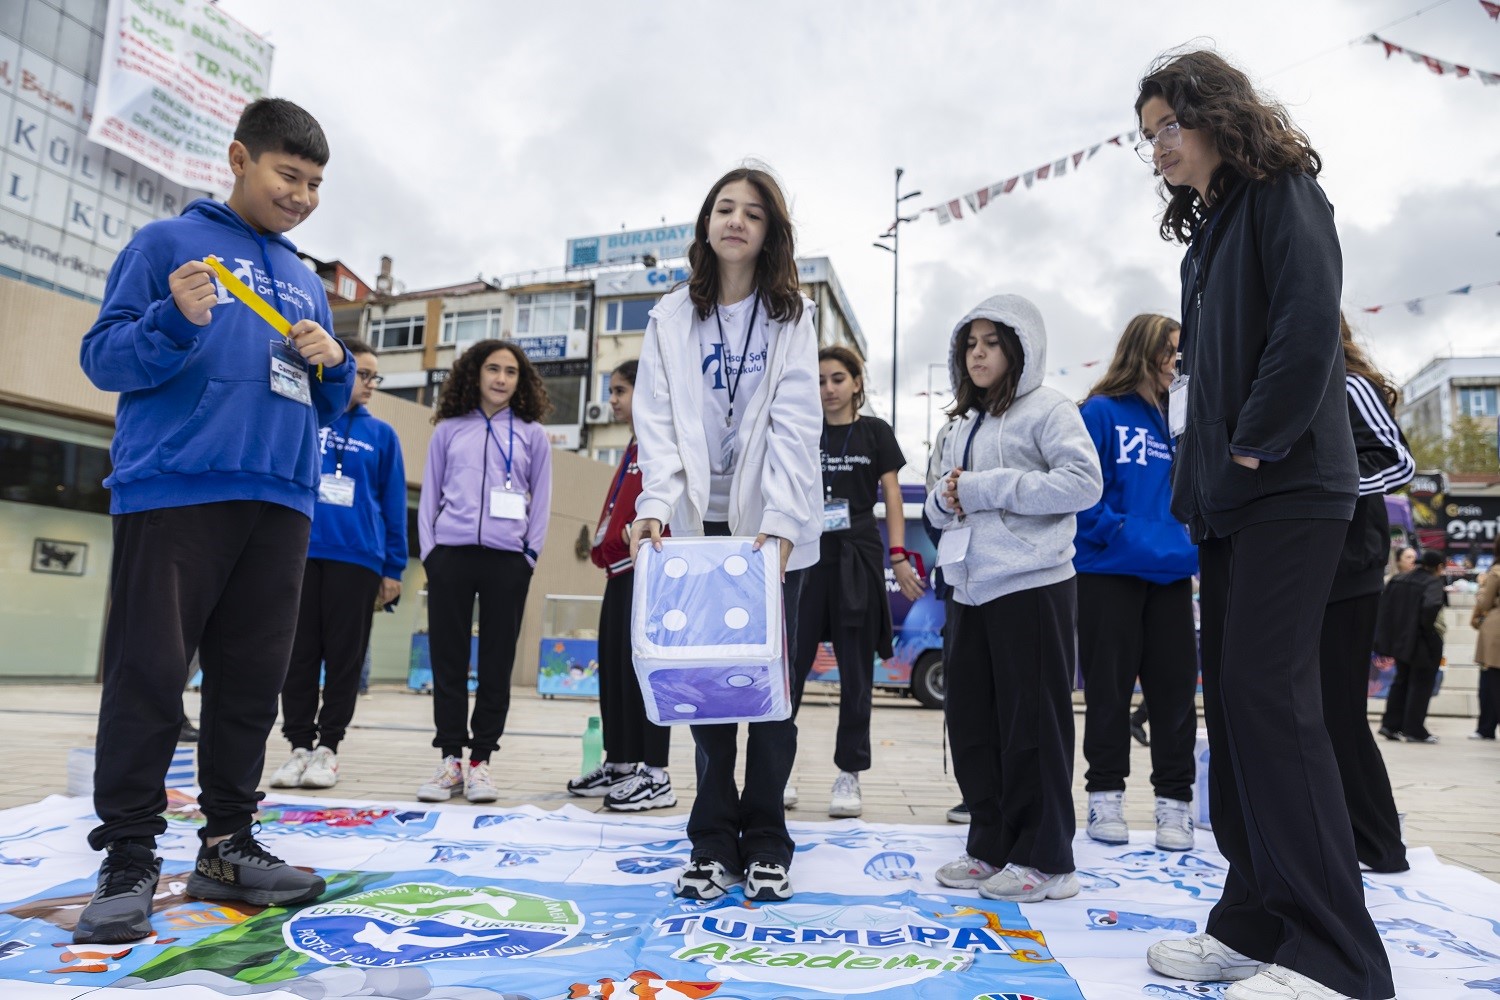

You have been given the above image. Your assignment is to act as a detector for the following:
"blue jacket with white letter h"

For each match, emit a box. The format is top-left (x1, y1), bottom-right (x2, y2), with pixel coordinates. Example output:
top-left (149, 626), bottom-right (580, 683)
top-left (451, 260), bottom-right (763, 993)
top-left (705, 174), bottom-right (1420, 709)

top-left (1073, 392), bottom-right (1198, 585)
top-left (80, 198), bottom-right (353, 517)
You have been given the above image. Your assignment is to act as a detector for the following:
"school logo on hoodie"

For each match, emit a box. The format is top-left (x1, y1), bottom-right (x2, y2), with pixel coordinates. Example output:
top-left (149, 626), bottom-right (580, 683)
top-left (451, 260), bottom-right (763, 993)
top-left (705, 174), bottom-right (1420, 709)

top-left (1114, 425), bottom-right (1171, 466)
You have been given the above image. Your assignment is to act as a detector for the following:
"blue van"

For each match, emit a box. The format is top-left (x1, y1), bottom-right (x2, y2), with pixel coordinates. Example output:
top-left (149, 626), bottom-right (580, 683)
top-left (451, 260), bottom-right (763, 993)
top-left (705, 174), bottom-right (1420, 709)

top-left (806, 484), bottom-right (945, 708)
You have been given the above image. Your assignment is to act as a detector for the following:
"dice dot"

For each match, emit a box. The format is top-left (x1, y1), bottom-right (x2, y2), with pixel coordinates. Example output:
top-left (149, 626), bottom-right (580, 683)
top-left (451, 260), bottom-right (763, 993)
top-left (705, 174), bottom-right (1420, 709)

top-left (664, 557), bottom-right (689, 579)
top-left (723, 607), bottom-right (749, 629)
top-left (723, 555), bottom-right (748, 577)
top-left (663, 609), bottom-right (687, 631)
top-left (726, 674), bottom-right (753, 688)
top-left (674, 703), bottom-right (698, 714)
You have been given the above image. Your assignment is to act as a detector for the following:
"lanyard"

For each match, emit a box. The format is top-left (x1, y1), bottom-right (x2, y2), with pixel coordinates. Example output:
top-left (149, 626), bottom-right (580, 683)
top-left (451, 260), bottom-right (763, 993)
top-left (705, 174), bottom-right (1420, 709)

top-left (484, 408), bottom-right (516, 490)
top-left (713, 293), bottom-right (762, 425)
top-left (604, 440), bottom-right (636, 516)
top-left (962, 412), bottom-right (986, 469)
top-left (328, 411), bottom-right (357, 476)
top-left (821, 420), bottom-right (857, 498)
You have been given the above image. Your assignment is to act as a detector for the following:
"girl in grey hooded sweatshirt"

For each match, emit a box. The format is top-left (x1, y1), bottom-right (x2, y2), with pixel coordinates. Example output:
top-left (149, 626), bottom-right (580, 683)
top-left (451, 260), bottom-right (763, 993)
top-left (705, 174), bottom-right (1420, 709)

top-left (925, 293), bottom-right (1102, 904)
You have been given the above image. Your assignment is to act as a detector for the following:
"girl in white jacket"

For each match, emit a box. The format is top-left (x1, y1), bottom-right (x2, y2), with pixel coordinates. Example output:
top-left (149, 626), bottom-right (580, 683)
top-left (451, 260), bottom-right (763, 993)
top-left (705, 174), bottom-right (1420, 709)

top-left (630, 165), bottom-right (822, 903)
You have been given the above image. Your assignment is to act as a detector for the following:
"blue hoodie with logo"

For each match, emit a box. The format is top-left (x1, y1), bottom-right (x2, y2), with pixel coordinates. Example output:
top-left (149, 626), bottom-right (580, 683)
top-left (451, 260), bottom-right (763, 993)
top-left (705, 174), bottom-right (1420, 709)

top-left (1073, 392), bottom-right (1198, 584)
top-left (81, 198), bottom-right (353, 517)
top-left (308, 405), bottom-right (409, 579)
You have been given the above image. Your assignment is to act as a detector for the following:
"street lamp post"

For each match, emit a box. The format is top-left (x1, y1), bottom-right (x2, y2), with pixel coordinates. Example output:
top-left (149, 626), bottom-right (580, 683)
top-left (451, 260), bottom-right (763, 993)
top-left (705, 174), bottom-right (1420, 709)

top-left (873, 167), bottom-right (922, 435)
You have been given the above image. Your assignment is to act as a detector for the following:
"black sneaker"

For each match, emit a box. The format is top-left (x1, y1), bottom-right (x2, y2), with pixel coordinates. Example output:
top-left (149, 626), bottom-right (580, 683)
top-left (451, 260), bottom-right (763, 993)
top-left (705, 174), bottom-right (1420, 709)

top-left (674, 858), bottom-right (735, 901)
top-left (745, 860), bottom-right (793, 902)
top-left (566, 762), bottom-right (635, 798)
top-left (73, 843), bottom-right (162, 944)
top-left (604, 768), bottom-right (677, 812)
top-left (186, 826), bottom-right (325, 907)
top-left (1130, 719), bottom-right (1150, 747)
top-left (178, 718), bottom-right (199, 744)
top-left (1401, 733), bottom-right (1439, 744)
top-left (1377, 726), bottom-right (1402, 741)
top-left (946, 802), bottom-right (970, 824)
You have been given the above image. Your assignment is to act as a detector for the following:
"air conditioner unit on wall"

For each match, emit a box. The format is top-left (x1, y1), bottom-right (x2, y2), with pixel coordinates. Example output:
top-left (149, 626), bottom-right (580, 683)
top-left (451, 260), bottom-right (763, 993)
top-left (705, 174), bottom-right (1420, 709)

top-left (584, 401), bottom-right (613, 425)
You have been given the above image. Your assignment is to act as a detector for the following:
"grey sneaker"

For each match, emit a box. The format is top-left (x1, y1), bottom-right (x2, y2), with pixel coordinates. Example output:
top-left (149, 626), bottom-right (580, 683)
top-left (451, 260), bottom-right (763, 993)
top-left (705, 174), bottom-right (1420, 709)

top-left (1225, 963), bottom-right (1369, 999)
top-left (745, 860), bottom-right (793, 901)
top-left (1087, 789), bottom-right (1129, 844)
top-left (1147, 932), bottom-right (1265, 982)
top-left (300, 747), bottom-right (338, 789)
top-left (185, 827), bottom-right (325, 907)
top-left (464, 760), bottom-right (498, 803)
top-left (675, 857), bottom-right (735, 900)
top-left (269, 748), bottom-right (311, 788)
top-left (978, 864), bottom-right (1080, 902)
top-left (604, 768), bottom-right (676, 812)
top-left (935, 854), bottom-right (1000, 888)
top-left (1155, 796), bottom-right (1195, 850)
top-left (567, 761), bottom-right (635, 797)
top-left (828, 771), bottom-right (862, 818)
top-left (416, 756), bottom-right (463, 801)
top-left (73, 843), bottom-right (161, 944)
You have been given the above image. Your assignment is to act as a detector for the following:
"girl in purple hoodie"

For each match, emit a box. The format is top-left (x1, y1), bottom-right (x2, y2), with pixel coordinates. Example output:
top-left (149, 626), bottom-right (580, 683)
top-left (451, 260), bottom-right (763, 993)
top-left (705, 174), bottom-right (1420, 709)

top-left (415, 339), bottom-right (554, 803)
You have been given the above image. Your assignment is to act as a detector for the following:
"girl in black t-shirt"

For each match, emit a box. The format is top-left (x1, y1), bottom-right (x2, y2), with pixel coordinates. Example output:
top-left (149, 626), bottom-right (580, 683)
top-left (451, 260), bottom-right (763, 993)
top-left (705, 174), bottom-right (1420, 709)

top-left (788, 346), bottom-right (925, 817)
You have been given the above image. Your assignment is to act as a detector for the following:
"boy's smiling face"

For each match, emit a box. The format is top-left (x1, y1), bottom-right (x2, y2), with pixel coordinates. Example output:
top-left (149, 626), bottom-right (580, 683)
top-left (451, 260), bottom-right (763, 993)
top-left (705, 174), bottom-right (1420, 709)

top-left (226, 141), bottom-right (322, 235)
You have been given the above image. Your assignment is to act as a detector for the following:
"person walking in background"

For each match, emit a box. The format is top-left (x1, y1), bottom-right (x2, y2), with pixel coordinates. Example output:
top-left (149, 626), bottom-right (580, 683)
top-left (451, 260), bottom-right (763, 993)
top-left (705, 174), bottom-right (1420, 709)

top-left (416, 340), bottom-right (553, 803)
top-left (928, 293), bottom-right (1103, 904)
top-left (1469, 535), bottom-right (1500, 741)
top-left (566, 360), bottom-right (676, 811)
top-left (1319, 316), bottom-right (1413, 872)
top-left (272, 337), bottom-right (407, 791)
top-left (1134, 49), bottom-right (1393, 1000)
top-left (1375, 550), bottom-right (1448, 745)
top-left (788, 345), bottom-right (924, 818)
top-left (1391, 546), bottom-right (1417, 579)
top-left (1074, 313), bottom-right (1199, 852)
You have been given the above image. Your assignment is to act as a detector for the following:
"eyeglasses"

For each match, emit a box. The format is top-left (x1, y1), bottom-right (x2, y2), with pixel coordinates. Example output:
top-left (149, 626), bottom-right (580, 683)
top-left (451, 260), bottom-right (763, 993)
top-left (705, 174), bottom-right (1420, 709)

top-left (356, 371), bottom-right (385, 386)
top-left (1134, 122), bottom-right (1183, 163)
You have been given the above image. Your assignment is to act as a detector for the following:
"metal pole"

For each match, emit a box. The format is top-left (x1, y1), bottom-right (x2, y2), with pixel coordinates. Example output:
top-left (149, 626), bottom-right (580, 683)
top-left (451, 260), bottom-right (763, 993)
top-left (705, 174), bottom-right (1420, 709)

top-left (891, 167), bottom-right (902, 434)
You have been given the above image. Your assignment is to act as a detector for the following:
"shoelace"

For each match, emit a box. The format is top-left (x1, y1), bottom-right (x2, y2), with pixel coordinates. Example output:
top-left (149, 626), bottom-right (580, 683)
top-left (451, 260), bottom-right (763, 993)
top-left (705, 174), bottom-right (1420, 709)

top-left (832, 773), bottom-right (858, 799)
top-left (99, 849), bottom-right (157, 898)
top-left (430, 760), bottom-right (460, 783)
top-left (684, 860), bottom-right (733, 895)
top-left (467, 763), bottom-right (494, 787)
top-left (222, 824), bottom-right (285, 867)
top-left (610, 771), bottom-right (649, 798)
top-left (747, 861), bottom-right (787, 883)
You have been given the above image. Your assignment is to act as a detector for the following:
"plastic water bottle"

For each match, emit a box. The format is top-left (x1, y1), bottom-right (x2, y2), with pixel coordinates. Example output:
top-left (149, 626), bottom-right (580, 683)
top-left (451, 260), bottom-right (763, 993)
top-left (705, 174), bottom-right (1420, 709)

top-left (581, 716), bottom-right (603, 775)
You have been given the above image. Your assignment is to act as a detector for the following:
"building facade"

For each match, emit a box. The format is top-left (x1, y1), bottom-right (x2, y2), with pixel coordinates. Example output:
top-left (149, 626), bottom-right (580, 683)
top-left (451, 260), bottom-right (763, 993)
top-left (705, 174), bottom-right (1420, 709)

top-left (1398, 355), bottom-right (1500, 445)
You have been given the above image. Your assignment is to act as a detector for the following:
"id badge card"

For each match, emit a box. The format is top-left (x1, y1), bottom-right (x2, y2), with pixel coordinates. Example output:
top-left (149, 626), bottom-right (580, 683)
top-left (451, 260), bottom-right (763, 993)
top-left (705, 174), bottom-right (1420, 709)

top-left (269, 339), bottom-right (312, 406)
top-left (489, 487), bottom-right (527, 520)
top-left (823, 498), bottom-right (851, 532)
top-left (318, 473), bottom-right (355, 507)
top-left (936, 525), bottom-right (972, 568)
top-left (1168, 374), bottom-right (1189, 437)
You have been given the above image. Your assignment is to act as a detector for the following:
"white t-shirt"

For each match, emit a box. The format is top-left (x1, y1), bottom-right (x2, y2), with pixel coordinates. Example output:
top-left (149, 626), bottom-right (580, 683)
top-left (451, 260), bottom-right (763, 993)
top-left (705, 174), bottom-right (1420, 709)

top-left (695, 293), bottom-right (770, 522)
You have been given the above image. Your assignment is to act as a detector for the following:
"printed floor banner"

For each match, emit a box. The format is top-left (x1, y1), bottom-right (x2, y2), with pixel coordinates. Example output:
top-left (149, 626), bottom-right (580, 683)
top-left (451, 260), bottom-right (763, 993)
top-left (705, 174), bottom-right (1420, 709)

top-left (1, 792), bottom-right (1498, 999)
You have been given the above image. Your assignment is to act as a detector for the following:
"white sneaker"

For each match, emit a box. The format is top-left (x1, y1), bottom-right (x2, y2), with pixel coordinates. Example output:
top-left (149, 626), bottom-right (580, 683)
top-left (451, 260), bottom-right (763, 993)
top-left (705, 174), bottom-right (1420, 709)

top-left (1225, 963), bottom-right (1376, 1000)
top-left (1147, 932), bottom-right (1265, 982)
top-left (1155, 795), bottom-right (1194, 850)
top-left (416, 756), bottom-right (464, 801)
top-left (1087, 789), bottom-right (1129, 844)
top-left (269, 748), bottom-right (311, 788)
top-left (300, 747), bottom-right (338, 789)
top-left (977, 864), bottom-right (1080, 902)
top-left (783, 783), bottom-right (798, 809)
top-left (935, 854), bottom-right (1000, 889)
top-left (675, 858), bottom-right (735, 901)
top-left (464, 760), bottom-right (498, 803)
top-left (744, 860), bottom-right (793, 901)
top-left (828, 771), bottom-right (862, 818)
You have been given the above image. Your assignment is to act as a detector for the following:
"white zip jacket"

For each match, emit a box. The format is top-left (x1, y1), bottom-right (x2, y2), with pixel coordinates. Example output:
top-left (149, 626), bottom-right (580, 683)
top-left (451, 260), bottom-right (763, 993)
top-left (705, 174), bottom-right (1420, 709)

top-left (633, 286), bottom-right (824, 572)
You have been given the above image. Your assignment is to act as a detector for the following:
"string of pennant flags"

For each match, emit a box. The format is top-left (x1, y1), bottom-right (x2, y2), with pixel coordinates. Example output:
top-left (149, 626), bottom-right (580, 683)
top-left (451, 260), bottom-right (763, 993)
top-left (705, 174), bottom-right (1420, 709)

top-left (1360, 278), bottom-right (1500, 316)
top-left (1364, 33), bottom-right (1500, 83)
top-left (1482, 0), bottom-right (1499, 20)
top-left (924, 129), bottom-right (1137, 226)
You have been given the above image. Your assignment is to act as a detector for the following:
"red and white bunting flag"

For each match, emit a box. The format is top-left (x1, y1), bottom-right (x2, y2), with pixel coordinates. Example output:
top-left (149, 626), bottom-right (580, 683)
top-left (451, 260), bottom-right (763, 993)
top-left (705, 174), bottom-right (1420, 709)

top-left (1053, 157), bottom-right (1068, 177)
top-left (1482, 0), bottom-right (1500, 20)
top-left (1405, 299), bottom-right (1425, 316)
top-left (1023, 169), bottom-right (1036, 188)
top-left (1036, 163), bottom-right (1052, 180)
top-left (1087, 144), bottom-right (1101, 160)
top-left (964, 190), bottom-right (988, 214)
top-left (946, 198), bottom-right (964, 221)
top-left (1367, 33), bottom-right (1500, 84)
top-left (1107, 135), bottom-right (1123, 146)
top-left (1481, 71), bottom-right (1500, 85)
top-left (1072, 150), bottom-right (1085, 168)
top-left (935, 203), bottom-right (954, 226)
top-left (1422, 54), bottom-right (1449, 74)
top-left (1363, 306), bottom-right (1383, 314)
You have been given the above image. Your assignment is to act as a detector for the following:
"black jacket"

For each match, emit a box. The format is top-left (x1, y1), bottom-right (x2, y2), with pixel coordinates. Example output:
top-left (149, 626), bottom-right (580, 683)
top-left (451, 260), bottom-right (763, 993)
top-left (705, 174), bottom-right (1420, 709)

top-left (1329, 374), bottom-right (1416, 603)
top-left (1372, 569), bottom-right (1446, 668)
top-left (1173, 171), bottom-right (1357, 542)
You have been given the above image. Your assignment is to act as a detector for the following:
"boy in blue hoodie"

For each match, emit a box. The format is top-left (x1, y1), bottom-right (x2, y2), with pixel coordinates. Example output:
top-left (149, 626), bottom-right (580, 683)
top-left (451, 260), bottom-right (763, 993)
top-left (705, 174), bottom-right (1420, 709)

top-left (271, 336), bottom-right (407, 791)
top-left (75, 98), bottom-right (352, 944)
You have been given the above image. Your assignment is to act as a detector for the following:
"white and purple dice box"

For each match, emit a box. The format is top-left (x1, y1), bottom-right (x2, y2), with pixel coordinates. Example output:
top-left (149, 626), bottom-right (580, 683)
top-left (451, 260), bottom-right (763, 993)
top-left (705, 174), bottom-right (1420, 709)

top-left (631, 536), bottom-right (789, 725)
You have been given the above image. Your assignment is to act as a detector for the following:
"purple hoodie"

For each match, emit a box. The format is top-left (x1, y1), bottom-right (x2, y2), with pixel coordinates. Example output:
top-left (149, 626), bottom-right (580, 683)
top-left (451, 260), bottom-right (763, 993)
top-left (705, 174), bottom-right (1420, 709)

top-left (418, 408), bottom-right (553, 565)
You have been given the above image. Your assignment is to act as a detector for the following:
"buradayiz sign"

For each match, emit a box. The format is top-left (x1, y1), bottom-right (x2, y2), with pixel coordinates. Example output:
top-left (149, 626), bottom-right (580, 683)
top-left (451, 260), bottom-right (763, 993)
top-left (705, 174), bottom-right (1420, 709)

top-left (567, 224), bottom-right (693, 268)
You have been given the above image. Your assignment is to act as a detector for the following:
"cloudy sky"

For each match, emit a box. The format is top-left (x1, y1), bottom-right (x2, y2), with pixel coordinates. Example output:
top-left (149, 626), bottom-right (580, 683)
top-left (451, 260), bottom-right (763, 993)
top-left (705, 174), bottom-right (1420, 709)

top-left (219, 0), bottom-right (1500, 462)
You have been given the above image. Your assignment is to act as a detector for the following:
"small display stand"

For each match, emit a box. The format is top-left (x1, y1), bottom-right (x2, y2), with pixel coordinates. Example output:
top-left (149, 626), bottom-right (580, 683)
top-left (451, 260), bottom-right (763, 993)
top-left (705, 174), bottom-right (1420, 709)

top-left (536, 594), bottom-right (603, 698)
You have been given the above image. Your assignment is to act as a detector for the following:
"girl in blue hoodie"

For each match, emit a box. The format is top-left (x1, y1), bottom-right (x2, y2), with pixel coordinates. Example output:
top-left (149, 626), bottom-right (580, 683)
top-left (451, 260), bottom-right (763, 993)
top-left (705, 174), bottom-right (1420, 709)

top-left (1074, 314), bottom-right (1199, 852)
top-left (926, 294), bottom-right (1102, 904)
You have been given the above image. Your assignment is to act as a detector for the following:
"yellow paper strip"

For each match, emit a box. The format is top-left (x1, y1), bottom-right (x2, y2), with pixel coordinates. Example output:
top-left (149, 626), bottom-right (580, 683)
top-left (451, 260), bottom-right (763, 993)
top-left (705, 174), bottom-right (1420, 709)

top-left (203, 256), bottom-right (321, 380)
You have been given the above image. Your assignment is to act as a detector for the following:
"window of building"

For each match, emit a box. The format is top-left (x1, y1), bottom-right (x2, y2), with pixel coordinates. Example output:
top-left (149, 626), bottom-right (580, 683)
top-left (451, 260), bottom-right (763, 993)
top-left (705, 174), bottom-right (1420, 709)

top-left (515, 290), bottom-right (589, 335)
top-left (369, 315), bottom-right (425, 352)
top-left (1460, 387), bottom-right (1498, 418)
top-left (542, 375), bottom-right (584, 426)
top-left (604, 298), bottom-right (655, 334)
top-left (0, 430), bottom-right (112, 514)
top-left (441, 308), bottom-right (503, 346)
top-left (338, 275), bottom-right (358, 301)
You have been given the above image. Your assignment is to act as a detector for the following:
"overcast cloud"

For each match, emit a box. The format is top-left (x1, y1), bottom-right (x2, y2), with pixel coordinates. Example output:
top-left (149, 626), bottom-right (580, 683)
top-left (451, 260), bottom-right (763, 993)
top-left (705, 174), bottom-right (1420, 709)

top-left (217, 0), bottom-right (1500, 463)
